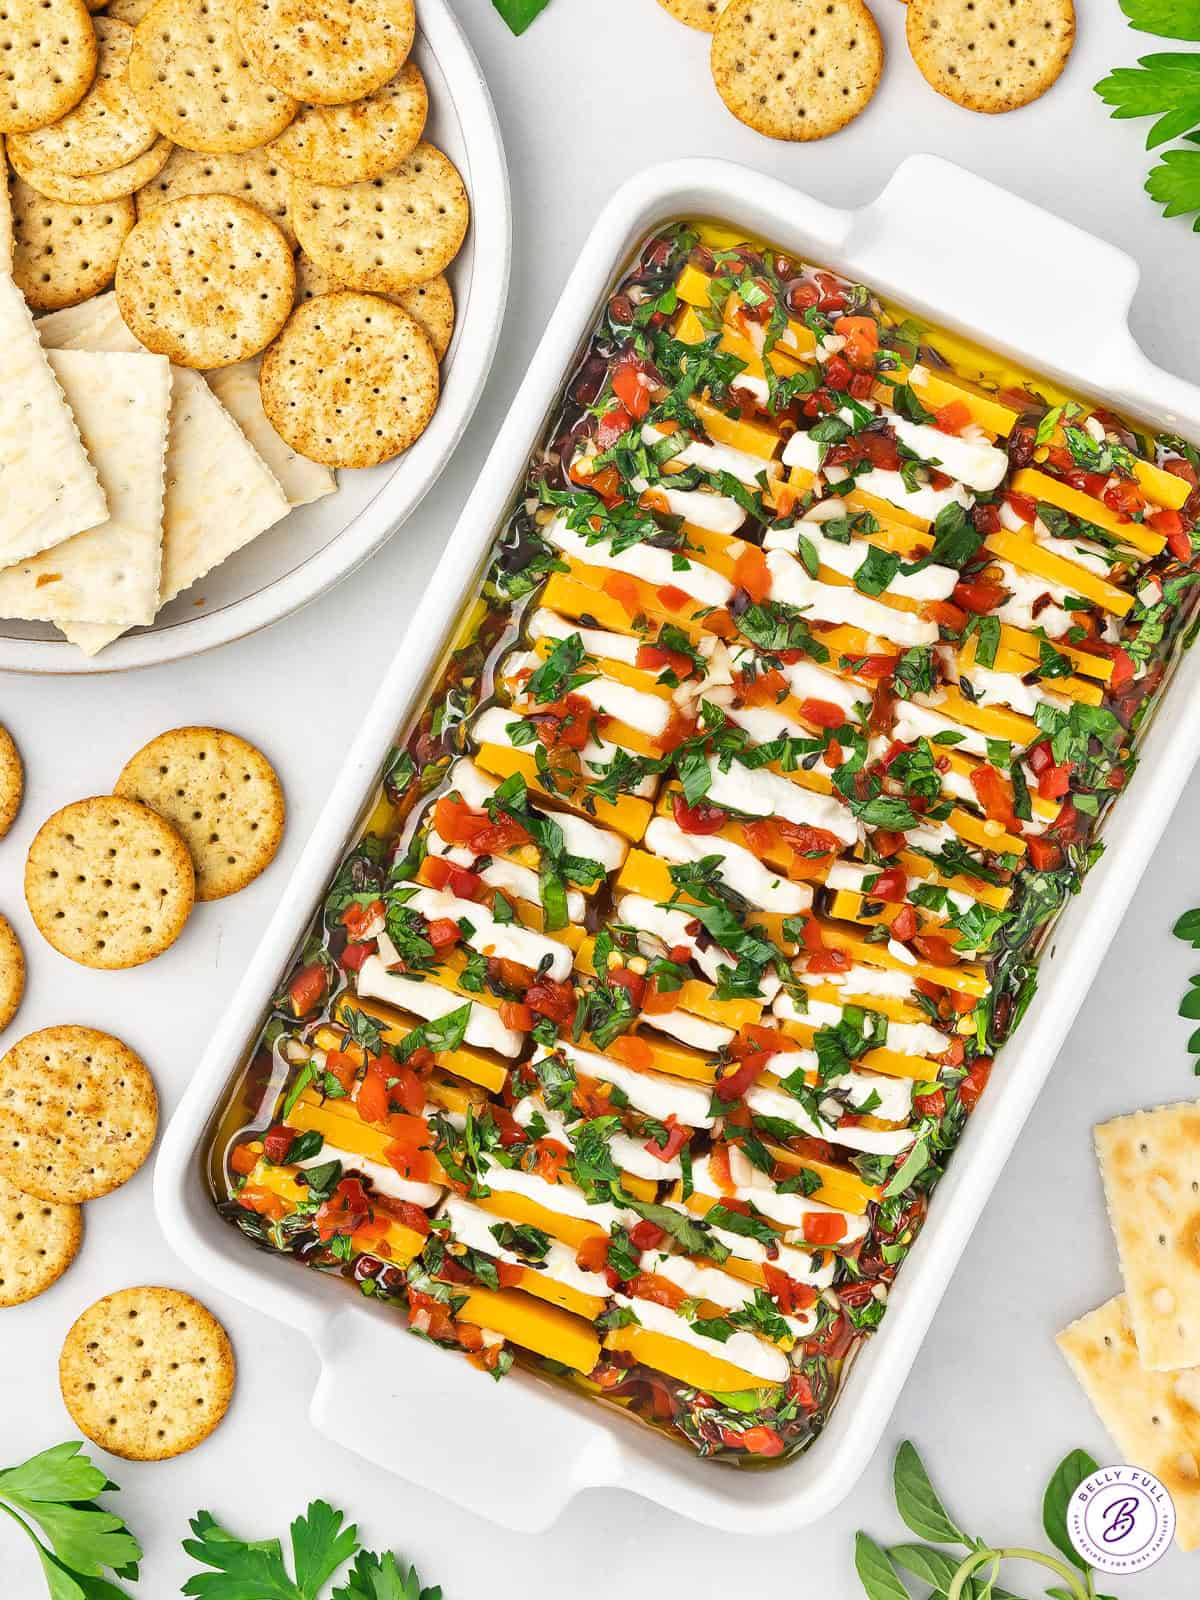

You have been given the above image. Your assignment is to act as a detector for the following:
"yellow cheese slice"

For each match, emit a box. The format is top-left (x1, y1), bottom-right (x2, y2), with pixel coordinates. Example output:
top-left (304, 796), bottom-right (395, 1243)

top-left (473, 742), bottom-right (653, 843)
top-left (1009, 468), bottom-right (1164, 558)
top-left (984, 529), bottom-right (1133, 617)
top-left (457, 1286), bottom-right (601, 1374)
top-left (574, 934), bottom-right (763, 1030)
top-left (604, 1324), bottom-right (779, 1396)
top-left (332, 994), bottom-right (510, 1095)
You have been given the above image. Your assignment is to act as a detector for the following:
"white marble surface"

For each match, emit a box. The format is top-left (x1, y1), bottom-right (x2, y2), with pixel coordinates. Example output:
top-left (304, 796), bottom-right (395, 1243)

top-left (4, 0), bottom-right (1200, 1593)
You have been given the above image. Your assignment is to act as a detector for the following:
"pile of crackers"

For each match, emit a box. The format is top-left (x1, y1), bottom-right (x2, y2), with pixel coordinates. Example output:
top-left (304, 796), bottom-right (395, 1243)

top-left (0, 1017), bottom-right (236, 1461)
top-left (657, 0), bottom-right (1076, 141)
top-left (0, 0), bottom-right (466, 656)
top-left (1059, 1103), bottom-right (1200, 1551)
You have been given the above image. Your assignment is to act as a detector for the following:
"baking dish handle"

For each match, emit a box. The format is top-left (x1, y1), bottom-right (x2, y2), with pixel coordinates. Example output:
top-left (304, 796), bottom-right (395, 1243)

top-left (309, 1307), bottom-right (622, 1530)
top-left (843, 154), bottom-right (1142, 366)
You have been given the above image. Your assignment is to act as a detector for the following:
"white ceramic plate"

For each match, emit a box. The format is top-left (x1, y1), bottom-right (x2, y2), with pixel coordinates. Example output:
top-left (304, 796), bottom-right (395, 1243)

top-left (156, 157), bottom-right (1200, 1533)
top-left (2, 0), bottom-right (510, 675)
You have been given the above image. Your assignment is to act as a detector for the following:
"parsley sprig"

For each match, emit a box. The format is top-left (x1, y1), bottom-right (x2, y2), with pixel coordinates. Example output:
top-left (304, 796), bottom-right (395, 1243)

top-left (182, 1499), bottom-right (441, 1600)
top-left (1172, 905), bottom-right (1200, 1072)
top-left (0, 1440), bottom-right (141, 1598)
top-left (1096, 4), bottom-right (1200, 228)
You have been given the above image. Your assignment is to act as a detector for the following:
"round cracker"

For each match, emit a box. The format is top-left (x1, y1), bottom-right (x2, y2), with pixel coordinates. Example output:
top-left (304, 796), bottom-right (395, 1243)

top-left (114, 726), bottom-right (285, 901)
top-left (0, 1175), bottom-right (82, 1307)
top-left (0, 1025), bottom-right (157, 1202)
top-left (128, 0), bottom-right (297, 154)
top-left (0, 0), bottom-right (97, 136)
top-left (7, 20), bottom-right (158, 178)
top-left (290, 142), bottom-right (468, 294)
top-left (235, 0), bottom-right (414, 107)
top-left (7, 135), bottom-right (172, 205)
top-left (116, 192), bottom-right (294, 368)
top-left (10, 177), bottom-right (135, 311)
top-left (134, 143), bottom-right (296, 248)
top-left (294, 253), bottom-right (453, 359)
top-left (25, 795), bottom-right (194, 968)
top-left (260, 290), bottom-right (438, 468)
top-left (906, 0), bottom-right (1074, 113)
top-left (0, 915), bottom-right (25, 1035)
top-left (657, 0), bottom-right (730, 29)
top-left (60, 1286), bottom-right (234, 1460)
top-left (710, 0), bottom-right (883, 141)
top-left (0, 726), bottom-right (23, 840)
top-left (269, 60), bottom-right (426, 187)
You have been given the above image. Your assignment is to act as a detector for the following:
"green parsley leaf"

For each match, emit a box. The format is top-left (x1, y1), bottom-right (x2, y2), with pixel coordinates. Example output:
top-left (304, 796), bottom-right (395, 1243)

top-left (1095, 52), bottom-right (1200, 149)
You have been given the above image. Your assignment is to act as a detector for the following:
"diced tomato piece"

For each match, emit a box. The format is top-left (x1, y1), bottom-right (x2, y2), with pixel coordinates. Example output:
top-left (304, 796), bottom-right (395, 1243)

top-left (596, 1037), bottom-right (648, 1079)
top-left (629, 1219), bottom-right (665, 1251)
top-left (355, 1071), bottom-right (390, 1125)
top-left (609, 967), bottom-right (646, 1010)
top-left (447, 864), bottom-right (483, 900)
top-left (932, 400), bottom-right (972, 435)
top-left (713, 1051), bottom-right (769, 1103)
top-left (1004, 491), bottom-right (1038, 525)
top-left (229, 1142), bottom-right (259, 1177)
top-left (799, 697), bottom-right (847, 729)
top-left (858, 431), bottom-right (901, 471)
top-left (426, 918), bottom-right (461, 951)
top-left (1081, 639), bottom-right (1135, 689)
top-left (953, 578), bottom-right (1008, 613)
top-left (1167, 456), bottom-right (1200, 489)
top-left (602, 571), bottom-right (641, 614)
top-left (823, 354), bottom-right (853, 392)
top-left (872, 828), bottom-right (906, 859)
top-left (532, 1138), bottom-right (570, 1183)
top-left (671, 792), bottom-right (728, 834)
top-left (612, 363), bottom-right (652, 420)
top-left (341, 898), bottom-right (385, 940)
top-left (339, 941), bottom-right (373, 973)
top-left (315, 1177), bottom-right (373, 1242)
top-left (595, 405), bottom-right (632, 449)
top-left (740, 1426), bottom-right (786, 1458)
top-left (762, 1262), bottom-right (818, 1315)
top-left (575, 1234), bottom-right (609, 1273)
top-left (890, 904), bottom-right (917, 943)
top-left (526, 978), bottom-right (577, 1026)
top-left (958, 1057), bottom-right (993, 1113)
top-left (741, 817), bottom-right (780, 859)
top-left (852, 653), bottom-right (900, 681)
top-left (420, 856), bottom-right (452, 891)
top-left (655, 706), bottom-right (698, 753)
top-left (870, 864), bottom-right (907, 903)
top-left (736, 666), bottom-right (788, 707)
top-left (237, 1184), bottom-right (287, 1221)
top-left (833, 315), bottom-right (879, 371)
top-left (708, 1141), bottom-right (736, 1196)
top-left (288, 963), bottom-right (327, 1018)
top-left (434, 794), bottom-right (487, 848)
top-left (637, 643), bottom-right (695, 681)
top-left (322, 1048), bottom-right (359, 1092)
top-left (1026, 835), bottom-right (1063, 871)
top-left (913, 933), bottom-right (959, 967)
top-left (643, 1116), bottom-right (689, 1163)
top-left (814, 271), bottom-right (847, 313)
top-left (972, 502), bottom-right (1002, 535)
top-left (1102, 478), bottom-right (1146, 520)
top-left (913, 1087), bottom-right (946, 1118)
top-left (802, 1212), bottom-right (847, 1246)
top-left (1149, 506), bottom-right (1192, 562)
top-left (262, 1123), bottom-right (296, 1164)
top-left (970, 764), bottom-right (1018, 831)
top-left (499, 1001), bottom-right (534, 1032)
top-left (922, 599), bottom-right (968, 631)
top-left (656, 584), bottom-right (691, 612)
top-left (1037, 760), bottom-right (1072, 802)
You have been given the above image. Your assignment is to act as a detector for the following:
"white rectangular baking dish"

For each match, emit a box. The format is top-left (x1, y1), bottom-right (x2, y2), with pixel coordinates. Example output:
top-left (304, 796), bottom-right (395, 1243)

top-left (155, 155), bottom-right (1200, 1534)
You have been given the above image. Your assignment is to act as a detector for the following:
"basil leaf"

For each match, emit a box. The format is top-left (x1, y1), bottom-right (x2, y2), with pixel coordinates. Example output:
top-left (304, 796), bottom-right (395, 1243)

top-left (854, 1532), bottom-right (912, 1600)
top-left (1042, 1449), bottom-right (1099, 1573)
top-left (893, 1441), bottom-right (968, 1546)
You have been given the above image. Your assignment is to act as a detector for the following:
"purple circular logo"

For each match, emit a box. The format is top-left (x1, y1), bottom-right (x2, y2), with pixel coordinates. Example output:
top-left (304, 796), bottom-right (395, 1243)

top-left (1068, 1466), bottom-right (1176, 1575)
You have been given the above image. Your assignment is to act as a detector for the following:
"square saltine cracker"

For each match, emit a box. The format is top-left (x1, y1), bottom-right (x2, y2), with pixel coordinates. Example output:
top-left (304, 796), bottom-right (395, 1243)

top-left (1058, 1295), bottom-right (1200, 1550)
top-left (1096, 1101), bottom-right (1200, 1371)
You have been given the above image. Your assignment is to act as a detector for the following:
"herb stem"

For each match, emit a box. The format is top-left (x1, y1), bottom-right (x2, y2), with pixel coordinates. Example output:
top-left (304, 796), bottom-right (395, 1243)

top-left (947, 1546), bottom-right (1090, 1600)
